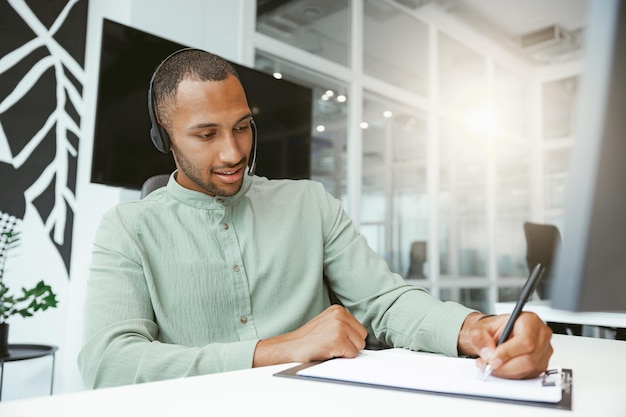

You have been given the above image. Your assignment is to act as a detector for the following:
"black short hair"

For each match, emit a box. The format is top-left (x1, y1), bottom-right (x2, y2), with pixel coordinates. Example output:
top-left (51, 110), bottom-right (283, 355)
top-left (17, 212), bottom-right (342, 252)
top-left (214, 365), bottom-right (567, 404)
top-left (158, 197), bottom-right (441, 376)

top-left (152, 49), bottom-right (240, 128)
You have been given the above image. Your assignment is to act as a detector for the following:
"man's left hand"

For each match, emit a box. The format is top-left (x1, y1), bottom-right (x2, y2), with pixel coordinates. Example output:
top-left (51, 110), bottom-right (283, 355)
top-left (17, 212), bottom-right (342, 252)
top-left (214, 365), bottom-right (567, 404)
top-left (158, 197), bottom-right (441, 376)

top-left (457, 312), bottom-right (553, 379)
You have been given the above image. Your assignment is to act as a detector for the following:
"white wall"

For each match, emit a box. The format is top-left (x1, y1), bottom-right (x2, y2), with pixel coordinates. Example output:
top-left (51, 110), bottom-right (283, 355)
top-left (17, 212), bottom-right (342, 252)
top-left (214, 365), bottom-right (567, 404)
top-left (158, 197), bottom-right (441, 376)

top-left (5, 0), bottom-right (247, 401)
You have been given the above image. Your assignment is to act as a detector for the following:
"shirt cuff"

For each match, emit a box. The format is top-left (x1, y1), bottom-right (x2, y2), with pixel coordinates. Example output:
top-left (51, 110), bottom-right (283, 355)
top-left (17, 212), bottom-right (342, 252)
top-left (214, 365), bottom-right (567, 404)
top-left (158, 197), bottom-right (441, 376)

top-left (413, 301), bottom-right (476, 357)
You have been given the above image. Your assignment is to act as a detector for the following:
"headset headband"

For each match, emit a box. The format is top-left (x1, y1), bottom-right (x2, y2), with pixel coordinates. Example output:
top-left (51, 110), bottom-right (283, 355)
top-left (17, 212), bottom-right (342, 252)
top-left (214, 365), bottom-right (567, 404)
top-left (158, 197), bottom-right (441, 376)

top-left (147, 48), bottom-right (257, 176)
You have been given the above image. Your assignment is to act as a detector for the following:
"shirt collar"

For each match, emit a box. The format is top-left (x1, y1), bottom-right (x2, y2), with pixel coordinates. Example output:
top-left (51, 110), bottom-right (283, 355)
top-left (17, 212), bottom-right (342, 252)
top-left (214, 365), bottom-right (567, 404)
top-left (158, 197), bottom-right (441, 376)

top-left (166, 170), bottom-right (253, 209)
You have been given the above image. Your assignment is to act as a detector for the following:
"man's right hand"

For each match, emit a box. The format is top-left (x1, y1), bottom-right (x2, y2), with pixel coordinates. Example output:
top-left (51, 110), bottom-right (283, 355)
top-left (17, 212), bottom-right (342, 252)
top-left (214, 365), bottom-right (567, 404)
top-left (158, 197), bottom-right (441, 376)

top-left (253, 304), bottom-right (368, 367)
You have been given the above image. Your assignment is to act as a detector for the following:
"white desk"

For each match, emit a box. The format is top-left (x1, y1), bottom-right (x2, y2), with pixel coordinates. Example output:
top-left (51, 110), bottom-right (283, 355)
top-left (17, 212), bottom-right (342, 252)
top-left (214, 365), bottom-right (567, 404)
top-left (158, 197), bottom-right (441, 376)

top-left (495, 301), bottom-right (626, 329)
top-left (0, 334), bottom-right (624, 417)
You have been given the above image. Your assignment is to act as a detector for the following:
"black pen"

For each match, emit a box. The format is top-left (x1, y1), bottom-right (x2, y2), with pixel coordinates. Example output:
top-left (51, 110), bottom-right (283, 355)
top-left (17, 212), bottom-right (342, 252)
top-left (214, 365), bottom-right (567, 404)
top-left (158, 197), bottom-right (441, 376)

top-left (482, 263), bottom-right (545, 380)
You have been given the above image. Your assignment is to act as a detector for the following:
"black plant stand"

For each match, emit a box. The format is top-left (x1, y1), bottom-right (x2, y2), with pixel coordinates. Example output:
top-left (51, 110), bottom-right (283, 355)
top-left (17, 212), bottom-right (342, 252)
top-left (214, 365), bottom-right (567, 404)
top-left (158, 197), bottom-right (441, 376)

top-left (0, 344), bottom-right (58, 401)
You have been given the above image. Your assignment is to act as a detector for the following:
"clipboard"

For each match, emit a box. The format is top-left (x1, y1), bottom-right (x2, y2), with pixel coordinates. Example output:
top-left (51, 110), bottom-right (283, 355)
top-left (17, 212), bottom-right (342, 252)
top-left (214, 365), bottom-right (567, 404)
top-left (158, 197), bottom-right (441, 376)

top-left (274, 349), bottom-right (572, 410)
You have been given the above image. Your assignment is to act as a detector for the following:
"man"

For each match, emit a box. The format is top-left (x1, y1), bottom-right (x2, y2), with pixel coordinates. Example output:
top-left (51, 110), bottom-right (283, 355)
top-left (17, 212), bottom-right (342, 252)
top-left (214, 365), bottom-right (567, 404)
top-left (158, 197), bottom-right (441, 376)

top-left (78, 49), bottom-right (552, 388)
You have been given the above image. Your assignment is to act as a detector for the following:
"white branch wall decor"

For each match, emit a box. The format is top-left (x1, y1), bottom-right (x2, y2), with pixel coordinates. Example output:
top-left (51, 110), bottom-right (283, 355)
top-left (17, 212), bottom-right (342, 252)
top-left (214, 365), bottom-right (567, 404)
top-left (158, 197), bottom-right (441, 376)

top-left (0, 0), bottom-right (88, 274)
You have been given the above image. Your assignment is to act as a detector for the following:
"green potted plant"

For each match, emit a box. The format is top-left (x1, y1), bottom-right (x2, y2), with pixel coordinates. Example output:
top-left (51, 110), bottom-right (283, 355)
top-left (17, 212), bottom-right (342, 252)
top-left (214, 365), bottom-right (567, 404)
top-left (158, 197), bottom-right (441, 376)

top-left (0, 223), bottom-right (59, 357)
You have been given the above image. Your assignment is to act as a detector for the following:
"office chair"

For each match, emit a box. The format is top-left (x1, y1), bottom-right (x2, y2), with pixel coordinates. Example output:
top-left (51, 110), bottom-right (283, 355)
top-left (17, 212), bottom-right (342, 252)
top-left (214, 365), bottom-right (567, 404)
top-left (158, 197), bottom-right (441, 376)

top-left (524, 221), bottom-right (561, 300)
top-left (406, 241), bottom-right (427, 279)
top-left (524, 221), bottom-right (582, 336)
top-left (140, 174), bottom-right (170, 198)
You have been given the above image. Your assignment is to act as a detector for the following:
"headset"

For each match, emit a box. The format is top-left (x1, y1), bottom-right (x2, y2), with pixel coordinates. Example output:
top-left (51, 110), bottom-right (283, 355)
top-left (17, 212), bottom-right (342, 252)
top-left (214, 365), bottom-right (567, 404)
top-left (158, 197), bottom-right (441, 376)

top-left (147, 48), bottom-right (257, 176)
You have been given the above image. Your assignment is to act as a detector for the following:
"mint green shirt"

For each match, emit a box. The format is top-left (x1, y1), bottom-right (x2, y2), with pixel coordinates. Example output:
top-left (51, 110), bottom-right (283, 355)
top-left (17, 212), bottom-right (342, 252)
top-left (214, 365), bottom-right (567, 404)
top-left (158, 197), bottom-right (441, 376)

top-left (78, 173), bottom-right (473, 388)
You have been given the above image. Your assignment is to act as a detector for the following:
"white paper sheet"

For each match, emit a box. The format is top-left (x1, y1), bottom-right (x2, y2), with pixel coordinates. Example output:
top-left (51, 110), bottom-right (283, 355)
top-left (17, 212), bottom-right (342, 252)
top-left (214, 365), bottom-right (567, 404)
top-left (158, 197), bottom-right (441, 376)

top-left (297, 349), bottom-right (562, 403)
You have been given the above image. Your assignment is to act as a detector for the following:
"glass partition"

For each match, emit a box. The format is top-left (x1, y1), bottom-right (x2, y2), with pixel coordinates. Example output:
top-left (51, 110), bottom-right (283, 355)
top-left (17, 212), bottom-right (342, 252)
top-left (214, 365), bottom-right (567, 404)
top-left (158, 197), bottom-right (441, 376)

top-left (255, 51), bottom-right (348, 199)
top-left (496, 142), bottom-right (531, 279)
top-left (361, 91), bottom-right (427, 274)
top-left (542, 77), bottom-right (578, 140)
top-left (363, 0), bottom-right (429, 97)
top-left (256, 0), bottom-right (351, 66)
top-left (439, 120), bottom-right (489, 279)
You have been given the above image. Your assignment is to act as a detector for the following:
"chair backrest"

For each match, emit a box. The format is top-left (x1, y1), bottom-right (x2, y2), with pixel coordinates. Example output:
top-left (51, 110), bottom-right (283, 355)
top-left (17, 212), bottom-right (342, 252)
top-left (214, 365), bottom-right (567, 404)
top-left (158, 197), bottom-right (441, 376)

top-left (524, 221), bottom-right (561, 299)
top-left (140, 174), bottom-right (170, 199)
top-left (406, 241), bottom-right (427, 278)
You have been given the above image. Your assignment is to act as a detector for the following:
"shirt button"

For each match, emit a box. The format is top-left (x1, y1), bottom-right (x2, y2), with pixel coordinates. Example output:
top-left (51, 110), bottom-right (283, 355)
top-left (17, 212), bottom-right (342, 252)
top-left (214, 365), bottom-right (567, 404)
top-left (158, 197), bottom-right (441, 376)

top-left (233, 264), bottom-right (240, 272)
top-left (216, 198), bottom-right (225, 204)
top-left (240, 316), bottom-right (248, 324)
top-left (223, 223), bottom-right (229, 230)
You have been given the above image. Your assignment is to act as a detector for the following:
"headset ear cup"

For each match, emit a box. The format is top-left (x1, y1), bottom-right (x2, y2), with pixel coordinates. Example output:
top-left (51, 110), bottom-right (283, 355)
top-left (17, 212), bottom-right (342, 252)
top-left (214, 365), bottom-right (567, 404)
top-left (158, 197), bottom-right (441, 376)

top-left (150, 126), bottom-right (162, 153)
top-left (150, 124), bottom-right (170, 153)
top-left (148, 82), bottom-right (169, 153)
top-left (149, 48), bottom-right (200, 154)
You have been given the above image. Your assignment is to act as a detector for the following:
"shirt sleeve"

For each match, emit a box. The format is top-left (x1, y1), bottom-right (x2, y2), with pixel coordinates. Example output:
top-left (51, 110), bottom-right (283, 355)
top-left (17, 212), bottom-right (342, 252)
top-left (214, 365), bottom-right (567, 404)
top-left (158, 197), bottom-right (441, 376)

top-left (314, 183), bottom-right (476, 357)
top-left (77, 212), bottom-right (259, 389)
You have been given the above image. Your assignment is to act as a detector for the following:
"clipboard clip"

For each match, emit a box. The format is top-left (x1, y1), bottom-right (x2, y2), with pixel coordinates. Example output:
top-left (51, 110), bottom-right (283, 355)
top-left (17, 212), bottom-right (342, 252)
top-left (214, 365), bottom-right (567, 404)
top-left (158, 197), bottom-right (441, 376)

top-left (542, 368), bottom-right (572, 393)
